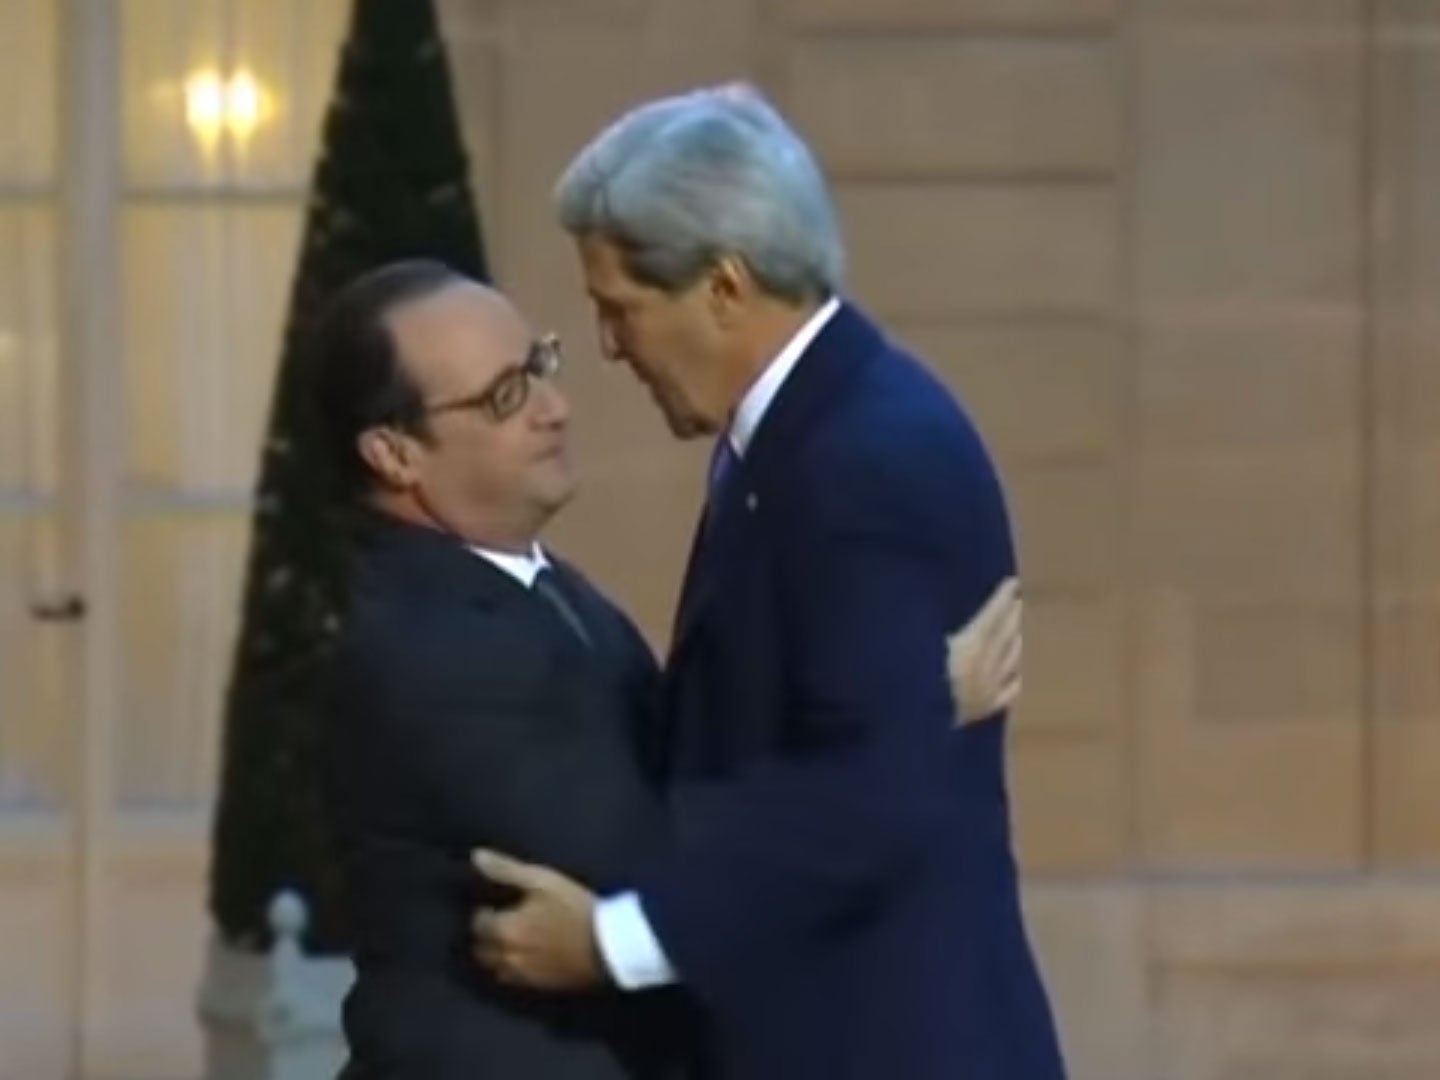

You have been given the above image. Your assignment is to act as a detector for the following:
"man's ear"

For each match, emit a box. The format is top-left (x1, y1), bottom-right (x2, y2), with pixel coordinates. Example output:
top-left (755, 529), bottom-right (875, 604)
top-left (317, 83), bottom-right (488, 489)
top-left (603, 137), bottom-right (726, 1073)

top-left (357, 426), bottom-right (416, 489)
top-left (706, 255), bottom-right (752, 324)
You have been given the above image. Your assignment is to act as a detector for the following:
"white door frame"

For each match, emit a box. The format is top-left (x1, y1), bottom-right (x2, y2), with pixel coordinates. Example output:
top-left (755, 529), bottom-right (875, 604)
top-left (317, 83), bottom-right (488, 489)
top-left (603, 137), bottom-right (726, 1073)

top-left (57, 0), bottom-right (121, 1073)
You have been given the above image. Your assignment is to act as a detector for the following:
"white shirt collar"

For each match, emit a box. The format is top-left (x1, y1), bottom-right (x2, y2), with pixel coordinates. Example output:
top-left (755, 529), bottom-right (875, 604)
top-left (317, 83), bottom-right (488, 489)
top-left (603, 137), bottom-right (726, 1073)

top-left (469, 542), bottom-right (549, 588)
top-left (728, 296), bottom-right (841, 458)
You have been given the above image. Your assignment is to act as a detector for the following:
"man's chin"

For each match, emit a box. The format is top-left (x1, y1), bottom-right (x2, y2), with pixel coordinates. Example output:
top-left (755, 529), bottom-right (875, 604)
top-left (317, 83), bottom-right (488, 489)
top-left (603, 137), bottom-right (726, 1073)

top-left (537, 474), bottom-right (579, 514)
top-left (665, 412), bottom-right (715, 440)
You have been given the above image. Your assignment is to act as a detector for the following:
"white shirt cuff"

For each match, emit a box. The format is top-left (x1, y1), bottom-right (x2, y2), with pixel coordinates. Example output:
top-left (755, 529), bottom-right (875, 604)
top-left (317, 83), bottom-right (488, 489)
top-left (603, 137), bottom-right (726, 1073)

top-left (593, 890), bottom-right (677, 990)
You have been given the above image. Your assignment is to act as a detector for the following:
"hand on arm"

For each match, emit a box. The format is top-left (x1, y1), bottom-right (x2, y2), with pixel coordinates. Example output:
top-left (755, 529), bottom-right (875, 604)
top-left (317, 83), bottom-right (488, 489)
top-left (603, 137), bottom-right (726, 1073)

top-left (947, 576), bottom-right (1022, 725)
top-left (469, 849), bottom-right (605, 991)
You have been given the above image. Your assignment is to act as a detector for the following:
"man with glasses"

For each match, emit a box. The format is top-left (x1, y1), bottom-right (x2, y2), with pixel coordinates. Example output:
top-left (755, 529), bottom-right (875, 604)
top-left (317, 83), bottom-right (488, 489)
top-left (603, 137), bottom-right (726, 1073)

top-left (313, 259), bottom-right (1021, 1080)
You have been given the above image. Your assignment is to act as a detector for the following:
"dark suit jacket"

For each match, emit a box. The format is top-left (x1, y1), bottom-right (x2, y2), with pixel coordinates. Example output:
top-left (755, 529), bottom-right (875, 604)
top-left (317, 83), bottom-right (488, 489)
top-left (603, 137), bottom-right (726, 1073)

top-left (324, 513), bottom-right (689, 1080)
top-left (637, 303), bottom-right (1068, 1079)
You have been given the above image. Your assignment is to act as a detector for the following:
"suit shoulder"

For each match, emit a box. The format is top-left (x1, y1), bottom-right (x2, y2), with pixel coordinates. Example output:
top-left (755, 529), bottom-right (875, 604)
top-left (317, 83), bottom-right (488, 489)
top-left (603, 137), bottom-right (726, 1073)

top-left (335, 583), bottom-right (550, 709)
top-left (855, 337), bottom-right (984, 451)
top-left (803, 339), bottom-right (999, 498)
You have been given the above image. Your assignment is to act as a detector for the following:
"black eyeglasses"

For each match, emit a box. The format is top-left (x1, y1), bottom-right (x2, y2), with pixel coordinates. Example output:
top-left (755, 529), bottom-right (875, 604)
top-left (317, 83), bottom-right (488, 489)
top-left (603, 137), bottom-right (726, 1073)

top-left (421, 333), bottom-right (562, 424)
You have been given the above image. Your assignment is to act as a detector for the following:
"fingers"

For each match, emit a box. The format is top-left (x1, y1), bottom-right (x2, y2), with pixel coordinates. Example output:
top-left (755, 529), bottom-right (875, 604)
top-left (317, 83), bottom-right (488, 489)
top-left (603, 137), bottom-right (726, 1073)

top-left (471, 906), bottom-right (521, 982)
top-left (472, 906), bottom-right (506, 951)
top-left (473, 848), bottom-right (547, 892)
top-left (976, 576), bottom-right (1020, 628)
top-left (987, 598), bottom-right (1023, 714)
top-left (994, 666), bottom-right (1022, 713)
top-left (959, 580), bottom-right (1021, 666)
top-left (978, 575), bottom-right (1021, 652)
top-left (949, 576), bottom-right (1024, 723)
top-left (997, 612), bottom-right (1022, 670)
top-left (959, 579), bottom-right (1020, 656)
top-left (987, 594), bottom-right (1022, 675)
top-left (472, 909), bottom-right (503, 960)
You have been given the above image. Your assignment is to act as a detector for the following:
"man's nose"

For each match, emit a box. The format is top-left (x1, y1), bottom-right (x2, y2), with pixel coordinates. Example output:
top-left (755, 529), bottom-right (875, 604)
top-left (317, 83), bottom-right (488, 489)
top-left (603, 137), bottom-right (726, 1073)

top-left (531, 377), bottom-right (570, 427)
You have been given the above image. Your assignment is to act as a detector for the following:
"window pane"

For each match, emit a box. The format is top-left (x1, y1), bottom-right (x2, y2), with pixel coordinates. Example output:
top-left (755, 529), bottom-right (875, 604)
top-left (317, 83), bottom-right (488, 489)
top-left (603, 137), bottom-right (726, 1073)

top-left (122, 0), bottom-right (347, 189)
top-left (0, 516), bottom-right (68, 811)
top-left (0, 204), bottom-right (62, 812)
top-left (0, 205), bottom-right (59, 495)
top-left (116, 514), bottom-right (249, 809)
top-left (123, 0), bottom-right (226, 188)
top-left (0, 0), bottom-right (57, 186)
top-left (122, 203), bottom-right (301, 492)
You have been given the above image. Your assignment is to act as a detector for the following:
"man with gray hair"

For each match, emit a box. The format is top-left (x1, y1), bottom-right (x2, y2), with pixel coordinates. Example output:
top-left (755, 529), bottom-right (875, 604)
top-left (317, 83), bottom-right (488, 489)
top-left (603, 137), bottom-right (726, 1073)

top-left (472, 83), bottom-right (1065, 1080)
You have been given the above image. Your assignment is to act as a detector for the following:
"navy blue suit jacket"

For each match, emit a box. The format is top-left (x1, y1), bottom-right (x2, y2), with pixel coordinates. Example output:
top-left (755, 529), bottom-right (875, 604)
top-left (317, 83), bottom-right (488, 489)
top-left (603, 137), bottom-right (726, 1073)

top-left (638, 303), bottom-right (1067, 1079)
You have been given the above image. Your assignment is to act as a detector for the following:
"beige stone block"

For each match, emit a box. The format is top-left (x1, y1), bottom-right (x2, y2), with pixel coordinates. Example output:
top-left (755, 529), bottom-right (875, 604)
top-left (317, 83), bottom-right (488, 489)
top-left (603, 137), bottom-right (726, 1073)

top-left (898, 321), bottom-right (1125, 463)
top-left (1136, 454), bottom-right (1362, 602)
top-left (1374, 722), bottom-right (1440, 867)
top-left (1371, 600), bottom-right (1440, 723)
top-left (548, 450), bottom-right (706, 649)
top-left (1191, 604), bottom-right (1362, 725)
top-left (838, 184), bottom-right (1120, 318)
top-left (1135, 31), bottom-right (1362, 305)
top-left (647, 0), bottom-right (762, 44)
top-left (1014, 593), bottom-right (1128, 734)
top-left (1158, 973), bottom-right (1440, 1080)
top-left (1372, 443), bottom-right (1440, 594)
top-left (1150, 883), bottom-right (1440, 1080)
top-left (1010, 732), bottom-right (1129, 872)
top-left (1134, 0), bottom-right (1362, 28)
top-left (1021, 884), bottom-right (1151, 1080)
top-left (1374, 324), bottom-right (1440, 442)
top-left (1151, 882), bottom-right (1440, 965)
top-left (1372, 34), bottom-right (1440, 500)
top-left (1373, 41), bottom-right (1440, 306)
top-left (780, 0), bottom-right (1119, 30)
top-left (1008, 462), bottom-right (1125, 591)
top-left (1372, 599), bottom-right (1440, 867)
top-left (1379, 0), bottom-right (1440, 28)
top-left (1138, 315), bottom-right (1361, 452)
top-left (787, 37), bottom-right (1118, 176)
top-left (439, 35), bottom-right (502, 230)
top-left (1136, 592), bottom-right (1364, 868)
top-left (497, 0), bottom-right (649, 33)
top-left (436, 0), bottom-right (503, 42)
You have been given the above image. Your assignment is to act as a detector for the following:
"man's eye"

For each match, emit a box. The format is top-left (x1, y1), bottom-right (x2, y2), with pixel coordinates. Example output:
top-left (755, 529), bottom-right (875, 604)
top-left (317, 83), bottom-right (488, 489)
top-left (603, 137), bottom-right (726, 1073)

top-left (493, 375), bottom-right (525, 408)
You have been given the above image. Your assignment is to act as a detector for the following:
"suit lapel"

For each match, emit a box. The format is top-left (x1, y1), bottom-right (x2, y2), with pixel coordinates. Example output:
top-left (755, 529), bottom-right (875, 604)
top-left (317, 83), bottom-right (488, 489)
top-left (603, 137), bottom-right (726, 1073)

top-left (664, 302), bottom-right (883, 669)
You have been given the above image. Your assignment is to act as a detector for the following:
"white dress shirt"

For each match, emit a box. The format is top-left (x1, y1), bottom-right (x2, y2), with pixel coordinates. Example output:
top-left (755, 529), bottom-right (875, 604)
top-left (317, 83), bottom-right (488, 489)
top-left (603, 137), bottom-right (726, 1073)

top-left (469, 541), bottom-right (549, 587)
top-left (593, 296), bottom-right (841, 990)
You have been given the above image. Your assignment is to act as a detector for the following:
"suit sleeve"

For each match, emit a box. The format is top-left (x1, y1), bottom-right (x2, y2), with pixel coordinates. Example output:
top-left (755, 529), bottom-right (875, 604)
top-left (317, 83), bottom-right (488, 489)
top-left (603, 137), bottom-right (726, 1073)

top-left (635, 444), bottom-right (969, 1002)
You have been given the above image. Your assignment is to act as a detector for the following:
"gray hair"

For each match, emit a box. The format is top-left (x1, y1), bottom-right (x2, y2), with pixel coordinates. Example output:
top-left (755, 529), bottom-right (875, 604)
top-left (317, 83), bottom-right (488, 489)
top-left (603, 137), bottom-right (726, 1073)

top-left (554, 82), bottom-right (845, 303)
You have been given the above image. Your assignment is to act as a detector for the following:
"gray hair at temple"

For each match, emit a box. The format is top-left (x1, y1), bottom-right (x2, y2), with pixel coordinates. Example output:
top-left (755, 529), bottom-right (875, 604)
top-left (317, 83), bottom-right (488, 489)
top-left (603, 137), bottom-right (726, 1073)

top-left (553, 82), bottom-right (845, 304)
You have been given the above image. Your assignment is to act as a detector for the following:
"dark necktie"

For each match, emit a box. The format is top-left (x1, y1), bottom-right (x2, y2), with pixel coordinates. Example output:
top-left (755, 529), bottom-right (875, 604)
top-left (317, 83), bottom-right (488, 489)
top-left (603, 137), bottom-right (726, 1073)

top-left (532, 566), bottom-right (593, 649)
top-left (710, 436), bottom-right (737, 500)
top-left (703, 436), bottom-right (738, 536)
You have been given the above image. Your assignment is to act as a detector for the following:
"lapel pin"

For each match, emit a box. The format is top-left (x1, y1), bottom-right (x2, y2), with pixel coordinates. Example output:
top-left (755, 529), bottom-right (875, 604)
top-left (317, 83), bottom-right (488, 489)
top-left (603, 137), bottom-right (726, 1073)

top-left (746, 492), bottom-right (758, 512)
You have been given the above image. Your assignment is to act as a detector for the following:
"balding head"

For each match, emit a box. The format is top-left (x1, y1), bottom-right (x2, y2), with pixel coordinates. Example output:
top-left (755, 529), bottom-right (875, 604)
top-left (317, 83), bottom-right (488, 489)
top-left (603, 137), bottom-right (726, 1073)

top-left (312, 259), bottom-right (473, 500)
